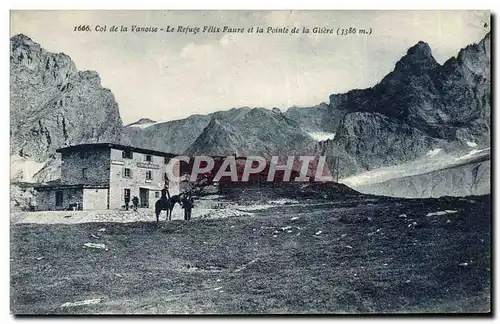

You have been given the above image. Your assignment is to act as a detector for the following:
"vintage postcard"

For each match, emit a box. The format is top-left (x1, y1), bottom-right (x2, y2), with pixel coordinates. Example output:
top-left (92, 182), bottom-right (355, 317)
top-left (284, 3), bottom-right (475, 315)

top-left (9, 10), bottom-right (491, 314)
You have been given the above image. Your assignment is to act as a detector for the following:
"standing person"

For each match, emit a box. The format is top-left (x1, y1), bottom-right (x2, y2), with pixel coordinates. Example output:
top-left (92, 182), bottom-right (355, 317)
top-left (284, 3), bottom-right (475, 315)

top-left (124, 195), bottom-right (130, 211)
top-left (181, 193), bottom-right (194, 221)
top-left (132, 196), bottom-right (139, 212)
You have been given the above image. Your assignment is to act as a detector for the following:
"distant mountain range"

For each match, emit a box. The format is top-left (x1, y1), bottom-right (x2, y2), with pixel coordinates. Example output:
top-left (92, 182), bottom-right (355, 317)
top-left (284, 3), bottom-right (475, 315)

top-left (10, 32), bottom-right (490, 198)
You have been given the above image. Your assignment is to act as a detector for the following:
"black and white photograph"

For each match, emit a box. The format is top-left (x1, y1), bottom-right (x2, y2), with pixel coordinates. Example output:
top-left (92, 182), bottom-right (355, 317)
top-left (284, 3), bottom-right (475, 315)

top-left (9, 10), bottom-right (491, 314)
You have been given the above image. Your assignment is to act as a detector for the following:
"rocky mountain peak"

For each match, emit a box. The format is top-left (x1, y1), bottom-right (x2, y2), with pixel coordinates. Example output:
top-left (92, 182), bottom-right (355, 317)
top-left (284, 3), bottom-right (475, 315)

top-left (394, 40), bottom-right (438, 72)
top-left (407, 41), bottom-right (433, 57)
top-left (325, 32), bottom-right (490, 179)
top-left (126, 118), bottom-right (157, 127)
top-left (11, 34), bottom-right (78, 83)
top-left (452, 32), bottom-right (491, 79)
top-left (10, 34), bottom-right (126, 182)
top-left (11, 33), bottom-right (31, 40)
top-left (138, 117), bottom-right (157, 123)
top-left (11, 33), bottom-right (35, 46)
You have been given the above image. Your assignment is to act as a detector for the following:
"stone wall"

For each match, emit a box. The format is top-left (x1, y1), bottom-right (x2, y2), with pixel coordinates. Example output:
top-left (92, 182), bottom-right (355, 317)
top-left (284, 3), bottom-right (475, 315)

top-left (36, 187), bottom-right (83, 211)
top-left (60, 148), bottom-right (110, 185)
top-left (36, 190), bottom-right (53, 211)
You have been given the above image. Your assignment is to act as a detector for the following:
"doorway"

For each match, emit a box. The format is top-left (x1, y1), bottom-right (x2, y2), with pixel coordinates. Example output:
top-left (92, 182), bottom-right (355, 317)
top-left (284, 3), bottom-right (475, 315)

top-left (139, 188), bottom-right (149, 208)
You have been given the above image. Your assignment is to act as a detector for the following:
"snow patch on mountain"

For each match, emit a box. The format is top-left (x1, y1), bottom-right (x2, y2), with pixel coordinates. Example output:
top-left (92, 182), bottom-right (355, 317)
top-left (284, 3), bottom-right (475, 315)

top-left (340, 147), bottom-right (490, 188)
top-left (456, 148), bottom-right (489, 161)
top-left (307, 131), bottom-right (335, 142)
top-left (126, 118), bottom-right (158, 129)
top-left (128, 122), bottom-right (157, 129)
top-left (10, 155), bottom-right (46, 183)
top-left (426, 148), bottom-right (442, 156)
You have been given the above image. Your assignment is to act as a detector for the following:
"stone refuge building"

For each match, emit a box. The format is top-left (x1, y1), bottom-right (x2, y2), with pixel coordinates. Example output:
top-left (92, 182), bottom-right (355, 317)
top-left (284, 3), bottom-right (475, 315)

top-left (35, 143), bottom-right (180, 211)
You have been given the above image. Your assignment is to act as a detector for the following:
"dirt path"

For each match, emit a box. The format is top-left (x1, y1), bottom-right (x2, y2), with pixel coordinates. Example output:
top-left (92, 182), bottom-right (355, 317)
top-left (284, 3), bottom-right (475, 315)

top-left (11, 197), bottom-right (255, 225)
top-left (11, 197), bottom-right (382, 225)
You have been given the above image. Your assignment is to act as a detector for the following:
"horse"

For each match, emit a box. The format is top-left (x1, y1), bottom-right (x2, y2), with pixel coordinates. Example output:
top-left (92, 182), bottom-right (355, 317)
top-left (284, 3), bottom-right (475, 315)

top-left (154, 194), bottom-right (183, 222)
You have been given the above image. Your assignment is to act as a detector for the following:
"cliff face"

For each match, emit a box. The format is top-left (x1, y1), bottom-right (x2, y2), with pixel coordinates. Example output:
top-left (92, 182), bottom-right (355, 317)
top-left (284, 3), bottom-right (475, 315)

top-left (283, 102), bottom-right (343, 133)
top-left (10, 34), bottom-right (127, 182)
top-left (325, 33), bottom-right (490, 178)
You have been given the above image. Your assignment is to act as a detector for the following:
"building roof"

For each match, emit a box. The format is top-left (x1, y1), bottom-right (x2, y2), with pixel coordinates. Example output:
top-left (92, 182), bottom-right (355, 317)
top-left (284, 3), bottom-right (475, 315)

top-left (56, 143), bottom-right (178, 157)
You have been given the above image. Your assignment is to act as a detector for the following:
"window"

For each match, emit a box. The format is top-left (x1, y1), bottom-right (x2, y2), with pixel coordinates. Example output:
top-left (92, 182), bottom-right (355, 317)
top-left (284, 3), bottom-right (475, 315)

top-left (82, 168), bottom-right (88, 179)
top-left (155, 191), bottom-right (160, 198)
top-left (55, 191), bottom-right (63, 207)
top-left (145, 155), bottom-right (152, 162)
top-left (124, 189), bottom-right (131, 200)
top-left (146, 170), bottom-right (153, 181)
top-left (122, 150), bottom-right (133, 159)
top-left (123, 168), bottom-right (131, 178)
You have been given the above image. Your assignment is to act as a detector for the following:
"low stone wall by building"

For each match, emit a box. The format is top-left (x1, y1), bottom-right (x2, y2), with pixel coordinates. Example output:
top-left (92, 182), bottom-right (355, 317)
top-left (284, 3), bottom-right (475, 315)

top-left (36, 187), bottom-right (83, 211)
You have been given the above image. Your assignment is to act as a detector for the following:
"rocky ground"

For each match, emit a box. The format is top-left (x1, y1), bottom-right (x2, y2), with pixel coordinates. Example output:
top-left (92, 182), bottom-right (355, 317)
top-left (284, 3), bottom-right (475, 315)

top-left (10, 192), bottom-right (491, 314)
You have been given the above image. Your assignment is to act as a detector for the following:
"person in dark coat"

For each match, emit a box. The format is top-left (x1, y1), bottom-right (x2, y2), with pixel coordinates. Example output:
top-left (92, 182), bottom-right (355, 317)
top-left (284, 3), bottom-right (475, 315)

top-left (124, 195), bottom-right (130, 211)
top-left (181, 193), bottom-right (194, 221)
top-left (132, 196), bottom-right (139, 212)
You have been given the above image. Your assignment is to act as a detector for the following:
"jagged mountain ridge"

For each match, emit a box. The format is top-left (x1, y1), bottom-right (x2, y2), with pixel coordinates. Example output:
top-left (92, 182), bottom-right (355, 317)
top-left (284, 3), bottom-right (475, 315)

top-left (10, 34), bottom-right (127, 181)
top-left (185, 108), bottom-right (318, 156)
top-left (124, 105), bottom-right (329, 155)
top-left (325, 33), bottom-right (490, 178)
top-left (328, 37), bottom-right (490, 136)
top-left (10, 34), bottom-right (127, 160)
top-left (123, 107), bottom-right (260, 154)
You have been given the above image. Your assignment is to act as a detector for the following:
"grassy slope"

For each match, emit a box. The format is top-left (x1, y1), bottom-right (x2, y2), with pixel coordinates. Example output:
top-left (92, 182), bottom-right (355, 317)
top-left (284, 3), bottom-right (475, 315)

top-left (10, 196), bottom-right (491, 314)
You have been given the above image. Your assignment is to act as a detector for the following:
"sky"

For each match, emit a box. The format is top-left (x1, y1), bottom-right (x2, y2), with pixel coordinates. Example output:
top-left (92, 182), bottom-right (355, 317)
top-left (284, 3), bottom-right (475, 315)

top-left (10, 10), bottom-right (490, 124)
